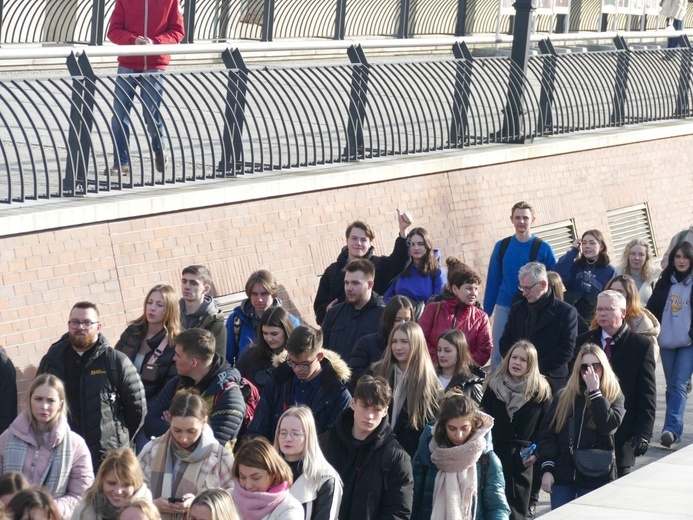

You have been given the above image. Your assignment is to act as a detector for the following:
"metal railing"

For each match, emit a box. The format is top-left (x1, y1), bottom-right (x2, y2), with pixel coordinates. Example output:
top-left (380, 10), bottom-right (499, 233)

top-left (1, 34), bottom-right (692, 204)
top-left (1, 0), bottom-right (691, 45)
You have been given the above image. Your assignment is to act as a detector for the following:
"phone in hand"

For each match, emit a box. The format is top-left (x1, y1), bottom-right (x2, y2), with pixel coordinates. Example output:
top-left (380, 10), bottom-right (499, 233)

top-left (168, 497), bottom-right (184, 503)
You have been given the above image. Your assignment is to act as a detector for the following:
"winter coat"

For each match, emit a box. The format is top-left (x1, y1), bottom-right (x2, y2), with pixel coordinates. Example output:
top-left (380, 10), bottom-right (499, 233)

top-left (235, 344), bottom-right (283, 394)
top-left (107, 0), bottom-right (185, 71)
top-left (38, 333), bottom-right (146, 470)
top-left (419, 297), bottom-right (493, 367)
top-left (114, 325), bottom-right (177, 402)
top-left (0, 414), bottom-right (94, 519)
top-left (631, 308), bottom-right (661, 361)
top-left (555, 248), bottom-right (617, 323)
top-left (72, 484), bottom-right (151, 520)
top-left (314, 237), bottom-right (410, 325)
top-left (661, 0), bottom-right (687, 20)
top-left (319, 408), bottom-right (413, 520)
top-left (499, 289), bottom-right (578, 389)
top-left (480, 388), bottom-right (551, 520)
top-left (321, 293), bottom-right (385, 362)
top-left (225, 298), bottom-right (300, 365)
top-left (247, 350), bottom-right (351, 442)
top-left (538, 389), bottom-right (625, 490)
top-left (144, 354), bottom-right (246, 447)
top-left (0, 350), bottom-right (17, 434)
top-left (179, 296), bottom-right (227, 357)
top-left (444, 364), bottom-right (487, 406)
top-left (260, 494), bottom-right (304, 520)
top-left (576, 325), bottom-right (657, 468)
top-left (647, 272), bottom-right (693, 345)
top-left (138, 427), bottom-right (234, 497)
top-left (383, 252), bottom-right (446, 307)
top-left (348, 327), bottom-right (389, 391)
top-left (289, 463), bottom-right (342, 520)
top-left (412, 422), bottom-right (510, 520)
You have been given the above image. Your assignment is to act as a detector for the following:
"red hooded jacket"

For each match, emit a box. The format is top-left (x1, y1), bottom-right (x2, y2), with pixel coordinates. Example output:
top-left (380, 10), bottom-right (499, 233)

top-left (107, 0), bottom-right (185, 71)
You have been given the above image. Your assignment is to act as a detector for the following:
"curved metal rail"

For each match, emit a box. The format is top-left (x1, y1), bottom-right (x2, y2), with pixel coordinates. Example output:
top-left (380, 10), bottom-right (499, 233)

top-left (0, 47), bottom-right (539, 203)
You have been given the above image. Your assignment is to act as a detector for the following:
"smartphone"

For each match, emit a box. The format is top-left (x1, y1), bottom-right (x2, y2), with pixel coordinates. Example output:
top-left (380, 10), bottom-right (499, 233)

top-left (168, 497), bottom-right (184, 503)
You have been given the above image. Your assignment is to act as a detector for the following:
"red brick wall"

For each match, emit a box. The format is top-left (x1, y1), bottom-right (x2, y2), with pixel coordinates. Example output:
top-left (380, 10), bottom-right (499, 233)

top-left (1, 136), bottom-right (690, 393)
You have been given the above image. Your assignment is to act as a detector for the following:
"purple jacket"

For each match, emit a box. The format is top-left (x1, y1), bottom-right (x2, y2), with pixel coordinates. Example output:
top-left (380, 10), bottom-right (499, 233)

top-left (0, 413), bottom-right (94, 519)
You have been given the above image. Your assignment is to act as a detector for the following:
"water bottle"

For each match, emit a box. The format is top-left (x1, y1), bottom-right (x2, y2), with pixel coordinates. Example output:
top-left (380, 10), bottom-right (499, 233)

top-left (520, 443), bottom-right (537, 462)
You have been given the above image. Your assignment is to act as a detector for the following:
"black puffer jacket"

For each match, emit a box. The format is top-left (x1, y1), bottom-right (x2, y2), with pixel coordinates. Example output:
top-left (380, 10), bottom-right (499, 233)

top-left (322, 293), bottom-right (385, 362)
top-left (538, 388), bottom-right (625, 490)
top-left (37, 333), bottom-right (146, 469)
top-left (319, 408), bottom-right (413, 520)
top-left (144, 354), bottom-right (246, 447)
top-left (114, 325), bottom-right (178, 402)
top-left (444, 364), bottom-right (487, 405)
top-left (235, 343), bottom-right (283, 393)
top-left (314, 237), bottom-right (409, 325)
top-left (348, 327), bottom-right (389, 391)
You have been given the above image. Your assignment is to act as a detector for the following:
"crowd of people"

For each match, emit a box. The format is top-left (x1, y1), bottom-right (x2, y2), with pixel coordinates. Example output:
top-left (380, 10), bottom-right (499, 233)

top-left (0, 202), bottom-right (689, 520)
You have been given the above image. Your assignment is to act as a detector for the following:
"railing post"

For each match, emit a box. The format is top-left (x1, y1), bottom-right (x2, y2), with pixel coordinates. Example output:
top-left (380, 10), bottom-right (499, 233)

top-left (182, 0), bottom-right (196, 43)
top-left (260, 0), bottom-right (275, 41)
top-left (537, 38), bottom-right (558, 134)
top-left (611, 35), bottom-right (629, 126)
top-left (675, 34), bottom-right (692, 118)
top-left (63, 51), bottom-right (97, 196)
top-left (398, 0), bottom-right (410, 38)
top-left (455, 0), bottom-right (468, 36)
top-left (217, 48), bottom-right (249, 176)
top-left (449, 41), bottom-right (474, 147)
top-left (334, 0), bottom-right (347, 40)
top-left (344, 44), bottom-right (370, 160)
top-left (90, 0), bottom-right (105, 45)
top-left (501, 0), bottom-right (536, 143)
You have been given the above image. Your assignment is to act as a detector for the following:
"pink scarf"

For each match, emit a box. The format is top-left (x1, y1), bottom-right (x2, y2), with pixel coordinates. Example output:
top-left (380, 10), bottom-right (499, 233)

top-left (232, 479), bottom-right (290, 520)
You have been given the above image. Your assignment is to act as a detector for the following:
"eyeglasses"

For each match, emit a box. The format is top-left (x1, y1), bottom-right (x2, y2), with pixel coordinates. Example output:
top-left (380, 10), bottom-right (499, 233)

top-left (595, 307), bottom-right (618, 313)
top-left (68, 320), bottom-right (99, 329)
top-left (518, 281), bottom-right (541, 293)
top-left (580, 362), bottom-right (603, 372)
top-left (277, 429), bottom-right (306, 439)
top-left (287, 355), bottom-right (319, 370)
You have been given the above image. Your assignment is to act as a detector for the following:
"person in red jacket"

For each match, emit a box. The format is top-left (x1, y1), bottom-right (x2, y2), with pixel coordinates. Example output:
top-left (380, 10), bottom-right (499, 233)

top-left (107, 0), bottom-right (184, 176)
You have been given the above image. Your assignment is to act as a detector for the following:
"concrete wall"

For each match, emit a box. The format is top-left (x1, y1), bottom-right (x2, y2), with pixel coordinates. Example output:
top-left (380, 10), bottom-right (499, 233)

top-left (1, 122), bottom-right (691, 393)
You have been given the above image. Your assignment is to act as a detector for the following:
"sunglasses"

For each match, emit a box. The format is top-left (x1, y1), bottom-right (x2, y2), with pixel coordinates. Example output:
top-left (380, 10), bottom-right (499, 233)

top-left (580, 362), bottom-right (603, 372)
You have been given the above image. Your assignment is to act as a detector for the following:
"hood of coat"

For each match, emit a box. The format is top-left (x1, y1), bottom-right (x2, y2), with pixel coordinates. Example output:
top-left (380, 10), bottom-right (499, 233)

top-left (8, 412), bottom-right (69, 449)
top-left (272, 349), bottom-right (352, 383)
top-left (636, 308), bottom-right (661, 338)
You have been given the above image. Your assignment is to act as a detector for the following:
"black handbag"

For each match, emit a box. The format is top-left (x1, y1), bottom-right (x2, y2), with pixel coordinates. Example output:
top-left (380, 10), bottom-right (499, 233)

top-left (569, 413), bottom-right (614, 479)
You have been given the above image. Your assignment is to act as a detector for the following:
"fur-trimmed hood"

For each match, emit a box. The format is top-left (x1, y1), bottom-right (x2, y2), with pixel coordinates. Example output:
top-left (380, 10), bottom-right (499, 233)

top-left (272, 349), bottom-right (351, 382)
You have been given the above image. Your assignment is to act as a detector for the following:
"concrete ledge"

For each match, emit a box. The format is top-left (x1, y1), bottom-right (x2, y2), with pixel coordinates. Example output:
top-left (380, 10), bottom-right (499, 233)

top-left (1, 119), bottom-right (692, 238)
top-left (541, 444), bottom-right (693, 519)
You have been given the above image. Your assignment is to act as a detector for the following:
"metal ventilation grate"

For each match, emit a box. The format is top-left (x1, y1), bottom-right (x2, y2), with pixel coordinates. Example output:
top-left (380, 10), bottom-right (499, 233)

top-left (533, 219), bottom-right (577, 259)
top-left (607, 203), bottom-right (657, 260)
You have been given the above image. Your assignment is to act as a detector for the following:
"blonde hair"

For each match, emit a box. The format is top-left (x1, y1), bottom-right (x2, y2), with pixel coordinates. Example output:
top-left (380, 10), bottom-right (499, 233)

top-left (24, 374), bottom-right (68, 434)
top-left (550, 343), bottom-right (622, 433)
top-left (118, 498), bottom-right (161, 520)
top-left (374, 321), bottom-right (442, 430)
top-left (84, 448), bottom-right (144, 508)
top-left (619, 238), bottom-right (657, 284)
top-left (188, 490), bottom-right (238, 520)
top-left (274, 406), bottom-right (341, 490)
top-left (486, 340), bottom-right (551, 403)
top-left (131, 284), bottom-right (183, 341)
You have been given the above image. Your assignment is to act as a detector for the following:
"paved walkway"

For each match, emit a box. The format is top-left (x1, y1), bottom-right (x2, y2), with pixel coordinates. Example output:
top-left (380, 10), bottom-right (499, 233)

top-left (536, 359), bottom-right (693, 517)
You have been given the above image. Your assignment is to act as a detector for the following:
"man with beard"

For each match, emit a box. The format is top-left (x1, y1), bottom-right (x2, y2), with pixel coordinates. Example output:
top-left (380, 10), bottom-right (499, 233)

top-left (321, 259), bottom-right (385, 363)
top-left (144, 328), bottom-right (246, 450)
top-left (38, 301), bottom-right (146, 470)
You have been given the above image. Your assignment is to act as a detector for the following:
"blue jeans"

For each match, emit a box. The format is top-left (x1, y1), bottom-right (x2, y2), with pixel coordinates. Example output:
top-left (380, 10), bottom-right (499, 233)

top-left (111, 66), bottom-right (166, 166)
top-left (550, 484), bottom-right (591, 510)
top-left (490, 304), bottom-right (511, 371)
top-left (659, 344), bottom-right (693, 438)
top-left (668, 18), bottom-right (683, 49)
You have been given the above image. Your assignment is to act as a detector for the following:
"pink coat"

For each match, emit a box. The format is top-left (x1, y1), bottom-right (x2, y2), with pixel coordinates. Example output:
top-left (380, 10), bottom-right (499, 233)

top-left (419, 298), bottom-right (493, 367)
top-left (0, 413), bottom-right (94, 519)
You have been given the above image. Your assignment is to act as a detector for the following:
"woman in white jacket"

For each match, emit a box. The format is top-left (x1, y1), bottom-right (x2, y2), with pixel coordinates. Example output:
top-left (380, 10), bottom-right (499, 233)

top-left (274, 406), bottom-right (342, 520)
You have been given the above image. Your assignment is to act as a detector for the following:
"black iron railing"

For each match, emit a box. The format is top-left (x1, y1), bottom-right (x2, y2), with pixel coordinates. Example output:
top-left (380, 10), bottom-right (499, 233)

top-left (0, 37), bottom-right (691, 203)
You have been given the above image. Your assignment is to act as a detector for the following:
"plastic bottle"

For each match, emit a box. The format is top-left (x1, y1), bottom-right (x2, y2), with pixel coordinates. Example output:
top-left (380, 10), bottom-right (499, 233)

top-left (520, 443), bottom-right (537, 462)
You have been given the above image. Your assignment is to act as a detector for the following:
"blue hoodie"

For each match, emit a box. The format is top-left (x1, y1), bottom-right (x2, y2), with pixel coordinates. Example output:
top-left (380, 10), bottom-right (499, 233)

top-left (384, 250), bottom-right (446, 305)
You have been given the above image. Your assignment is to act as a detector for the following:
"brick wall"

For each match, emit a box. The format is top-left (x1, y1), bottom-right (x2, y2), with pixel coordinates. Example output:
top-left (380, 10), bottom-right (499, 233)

top-left (1, 135), bottom-right (690, 393)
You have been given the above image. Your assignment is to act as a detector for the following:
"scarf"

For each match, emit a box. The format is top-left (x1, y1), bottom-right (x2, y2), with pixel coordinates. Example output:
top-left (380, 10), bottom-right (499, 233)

top-left (3, 415), bottom-right (73, 498)
top-left (232, 479), bottom-right (291, 520)
top-left (489, 374), bottom-right (529, 421)
top-left (429, 415), bottom-right (493, 520)
top-left (148, 428), bottom-right (215, 503)
top-left (94, 491), bottom-right (121, 520)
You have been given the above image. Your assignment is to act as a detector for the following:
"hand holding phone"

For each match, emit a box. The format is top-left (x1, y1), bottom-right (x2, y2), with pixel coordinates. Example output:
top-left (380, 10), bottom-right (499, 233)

top-left (168, 497), bottom-right (184, 503)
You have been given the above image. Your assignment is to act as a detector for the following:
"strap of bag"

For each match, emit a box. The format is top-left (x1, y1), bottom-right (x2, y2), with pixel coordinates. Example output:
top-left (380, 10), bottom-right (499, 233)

top-left (147, 336), bottom-right (169, 365)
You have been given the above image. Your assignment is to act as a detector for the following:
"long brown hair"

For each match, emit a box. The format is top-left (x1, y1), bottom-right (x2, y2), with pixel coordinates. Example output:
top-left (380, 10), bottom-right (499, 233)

top-left (404, 227), bottom-right (440, 277)
top-left (432, 390), bottom-right (485, 448)
top-left (130, 284), bottom-right (182, 341)
top-left (576, 230), bottom-right (611, 268)
top-left (373, 321), bottom-right (442, 430)
top-left (436, 329), bottom-right (474, 378)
